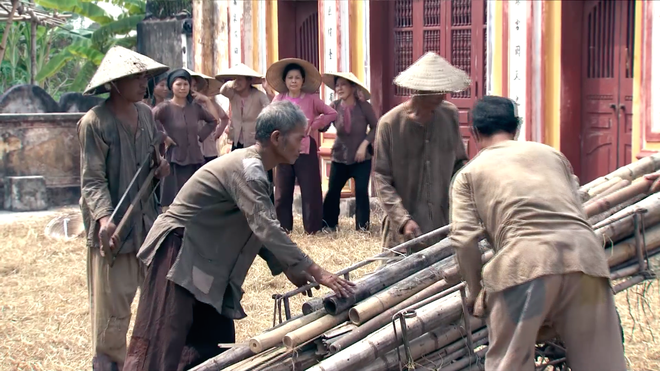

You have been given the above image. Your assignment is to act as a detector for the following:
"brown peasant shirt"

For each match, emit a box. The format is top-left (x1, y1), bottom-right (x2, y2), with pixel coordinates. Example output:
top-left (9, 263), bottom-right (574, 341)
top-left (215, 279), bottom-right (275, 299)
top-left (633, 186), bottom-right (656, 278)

top-left (329, 99), bottom-right (378, 164)
top-left (153, 100), bottom-right (217, 166)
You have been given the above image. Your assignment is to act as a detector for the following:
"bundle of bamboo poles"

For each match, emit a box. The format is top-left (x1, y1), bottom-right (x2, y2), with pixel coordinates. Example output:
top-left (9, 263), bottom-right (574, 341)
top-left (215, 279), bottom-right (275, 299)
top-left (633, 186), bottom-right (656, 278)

top-left (192, 153), bottom-right (660, 371)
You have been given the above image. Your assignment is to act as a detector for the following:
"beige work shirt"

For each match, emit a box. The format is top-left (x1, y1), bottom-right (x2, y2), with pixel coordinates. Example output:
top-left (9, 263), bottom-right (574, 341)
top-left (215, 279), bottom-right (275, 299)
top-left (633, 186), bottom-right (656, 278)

top-left (221, 82), bottom-right (271, 147)
top-left (136, 146), bottom-right (314, 318)
top-left (449, 140), bottom-right (611, 294)
top-left (78, 100), bottom-right (160, 254)
top-left (373, 101), bottom-right (468, 249)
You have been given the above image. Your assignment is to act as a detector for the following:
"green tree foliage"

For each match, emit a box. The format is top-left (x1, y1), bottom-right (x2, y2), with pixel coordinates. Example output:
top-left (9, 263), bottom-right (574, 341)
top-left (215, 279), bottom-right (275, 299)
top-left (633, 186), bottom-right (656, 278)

top-left (0, 21), bottom-right (80, 100)
top-left (34, 0), bottom-right (146, 93)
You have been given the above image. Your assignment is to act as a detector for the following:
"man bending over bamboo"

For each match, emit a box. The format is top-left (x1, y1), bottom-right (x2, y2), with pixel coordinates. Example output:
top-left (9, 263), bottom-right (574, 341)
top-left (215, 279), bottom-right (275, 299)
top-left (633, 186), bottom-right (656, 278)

top-left (124, 100), bottom-right (355, 370)
top-left (449, 96), bottom-right (626, 370)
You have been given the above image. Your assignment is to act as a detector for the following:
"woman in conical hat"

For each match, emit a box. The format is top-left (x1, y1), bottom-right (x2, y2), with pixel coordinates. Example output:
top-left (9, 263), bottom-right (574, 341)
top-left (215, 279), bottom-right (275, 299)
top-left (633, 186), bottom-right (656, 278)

top-left (373, 51), bottom-right (470, 260)
top-left (216, 63), bottom-right (269, 151)
top-left (265, 58), bottom-right (337, 234)
top-left (185, 68), bottom-right (229, 164)
top-left (320, 72), bottom-right (378, 232)
top-left (216, 63), bottom-right (274, 199)
top-left (78, 45), bottom-right (171, 371)
top-left (186, 68), bottom-right (223, 97)
top-left (153, 68), bottom-right (225, 208)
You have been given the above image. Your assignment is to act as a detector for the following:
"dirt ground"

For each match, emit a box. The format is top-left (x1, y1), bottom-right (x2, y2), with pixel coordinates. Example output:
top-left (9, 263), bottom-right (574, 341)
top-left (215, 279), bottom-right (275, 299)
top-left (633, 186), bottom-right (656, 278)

top-left (0, 208), bottom-right (658, 370)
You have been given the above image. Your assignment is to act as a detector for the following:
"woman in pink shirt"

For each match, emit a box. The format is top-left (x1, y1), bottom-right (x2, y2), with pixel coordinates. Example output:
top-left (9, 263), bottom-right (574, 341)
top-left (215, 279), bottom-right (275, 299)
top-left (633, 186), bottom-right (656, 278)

top-left (266, 58), bottom-right (337, 234)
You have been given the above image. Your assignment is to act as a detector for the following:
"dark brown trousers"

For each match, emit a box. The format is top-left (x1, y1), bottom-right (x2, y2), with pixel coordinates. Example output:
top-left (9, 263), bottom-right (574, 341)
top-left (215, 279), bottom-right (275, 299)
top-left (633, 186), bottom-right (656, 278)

top-left (124, 229), bottom-right (235, 371)
top-left (161, 163), bottom-right (202, 206)
top-left (274, 138), bottom-right (323, 234)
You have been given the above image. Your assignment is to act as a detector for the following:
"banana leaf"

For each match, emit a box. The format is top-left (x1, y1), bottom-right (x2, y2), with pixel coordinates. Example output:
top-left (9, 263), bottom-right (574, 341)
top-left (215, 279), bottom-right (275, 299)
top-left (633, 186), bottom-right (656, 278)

top-left (35, 49), bottom-right (75, 82)
top-left (91, 15), bottom-right (143, 46)
top-left (67, 39), bottom-right (105, 66)
top-left (112, 35), bottom-right (137, 49)
top-left (70, 60), bottom-right (97, 92)
top-left (35, 0), bottom-right (114, 25)
top-left (97, 0), bottom-right (146, 16)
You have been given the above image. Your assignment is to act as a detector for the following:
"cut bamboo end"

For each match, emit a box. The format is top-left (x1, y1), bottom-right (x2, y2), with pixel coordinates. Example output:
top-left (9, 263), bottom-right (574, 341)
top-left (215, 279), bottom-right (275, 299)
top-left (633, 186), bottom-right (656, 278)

top-left (348, 299), bottom-right (384, 325)
top-left (282, 334), bottom-right (296, 349)
top-left (347, 307), bottom-right (362, 325)
top-left (248, 338), bottom-right (263, 353)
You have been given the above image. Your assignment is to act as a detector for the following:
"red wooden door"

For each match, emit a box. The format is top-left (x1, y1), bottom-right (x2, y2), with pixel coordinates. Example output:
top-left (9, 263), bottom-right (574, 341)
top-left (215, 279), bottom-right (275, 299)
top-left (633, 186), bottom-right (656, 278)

top-left (388, 0), bottom-right (485, 158)
top-left (581, 0), bottom-right (635, 184)
top-left (296, 1), bottom-right (319, 71)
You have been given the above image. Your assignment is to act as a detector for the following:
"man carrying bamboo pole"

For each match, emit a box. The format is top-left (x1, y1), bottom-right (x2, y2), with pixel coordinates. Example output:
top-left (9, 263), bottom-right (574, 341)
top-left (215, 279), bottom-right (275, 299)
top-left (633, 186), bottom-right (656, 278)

top-left (78, 46), bottom-right (171, 371)
top-left (449, 96), bottom-right (626, 370)
top-left (373, 52), bottom-right (469, 257)
top-left (123, 100), bottom-right (355, 371)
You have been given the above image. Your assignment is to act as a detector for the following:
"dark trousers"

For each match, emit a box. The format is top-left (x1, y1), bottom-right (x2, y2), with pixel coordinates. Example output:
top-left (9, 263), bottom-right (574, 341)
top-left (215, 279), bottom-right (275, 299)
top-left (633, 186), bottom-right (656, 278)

top-left (275, 138), bottom-right (323, 234)
top-left (161, 163), bottom-right (202, 207)
top-left (323, 160), bottom-right (371, 230)
top-left (204, 156), bottom-right (217, 164)
top-left (124, 230), bottom-right (235, 371)
top-left (232, 142), bottom-right (274, 203)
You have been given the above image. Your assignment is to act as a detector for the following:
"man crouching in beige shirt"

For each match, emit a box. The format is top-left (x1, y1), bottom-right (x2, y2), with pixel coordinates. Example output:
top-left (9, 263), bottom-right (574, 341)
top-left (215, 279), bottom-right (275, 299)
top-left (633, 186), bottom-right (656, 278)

top-left (449, 96), bottom-right (626, 370)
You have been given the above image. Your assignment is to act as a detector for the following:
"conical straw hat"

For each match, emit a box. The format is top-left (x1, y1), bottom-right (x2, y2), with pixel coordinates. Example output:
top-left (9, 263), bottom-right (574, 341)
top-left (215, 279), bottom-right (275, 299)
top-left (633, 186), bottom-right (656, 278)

top-left (393, 52), bottom-right (470, 93)
top-left (83, 46), bottom-right (169, 95)
top-left (266, 58), bottom-right (321, 94)
top-left (215, 63), bottom-right (264, 81)
top-left (322, 72), bottom-right (371, 100)
top-left (184, 68), bottom-right (223, 97)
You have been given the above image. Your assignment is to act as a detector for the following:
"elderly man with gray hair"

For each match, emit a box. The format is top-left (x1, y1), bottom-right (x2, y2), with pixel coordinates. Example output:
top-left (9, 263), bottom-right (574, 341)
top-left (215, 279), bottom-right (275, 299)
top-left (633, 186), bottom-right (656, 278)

top-left (124, 100), bottom-right (355, 370)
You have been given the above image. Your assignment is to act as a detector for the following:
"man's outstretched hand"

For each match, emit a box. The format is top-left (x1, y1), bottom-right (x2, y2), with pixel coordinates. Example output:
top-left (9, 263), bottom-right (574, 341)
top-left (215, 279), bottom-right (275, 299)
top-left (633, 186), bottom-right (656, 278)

top-left (304, 263), bottom-right (356, 298)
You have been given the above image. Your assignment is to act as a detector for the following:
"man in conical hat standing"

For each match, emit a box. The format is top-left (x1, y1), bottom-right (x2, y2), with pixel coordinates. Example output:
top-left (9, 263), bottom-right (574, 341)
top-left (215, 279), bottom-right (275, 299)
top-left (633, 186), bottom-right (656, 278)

top-left (78, 45), bottom-right (170, 371)
top-left (373, 52), bottom-right (469, 257)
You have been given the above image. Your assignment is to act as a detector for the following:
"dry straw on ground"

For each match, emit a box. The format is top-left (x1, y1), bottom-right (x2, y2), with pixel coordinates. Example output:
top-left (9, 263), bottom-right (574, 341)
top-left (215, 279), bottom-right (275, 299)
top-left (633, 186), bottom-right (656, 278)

top-left (0, 208), bottom-right (658, 370)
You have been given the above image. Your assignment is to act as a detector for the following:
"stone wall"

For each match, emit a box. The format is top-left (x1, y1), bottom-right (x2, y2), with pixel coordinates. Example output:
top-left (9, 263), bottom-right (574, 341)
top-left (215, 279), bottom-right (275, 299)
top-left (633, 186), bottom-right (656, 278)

top-left (137, 18), bottom-right (192, 70)
top-left (0, 113), bottom-right (82, 209)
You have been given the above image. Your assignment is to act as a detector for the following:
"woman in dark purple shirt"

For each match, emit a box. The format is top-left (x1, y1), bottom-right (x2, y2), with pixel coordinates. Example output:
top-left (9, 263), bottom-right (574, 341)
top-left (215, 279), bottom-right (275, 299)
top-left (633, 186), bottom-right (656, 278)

top-left (321, 72), bottom-right (378, 231)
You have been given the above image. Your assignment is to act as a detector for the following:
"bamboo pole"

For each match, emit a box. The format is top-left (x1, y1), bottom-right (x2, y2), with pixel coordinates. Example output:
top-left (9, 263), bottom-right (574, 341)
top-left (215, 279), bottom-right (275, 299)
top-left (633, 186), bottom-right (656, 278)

top-left (580, 152), bottom-right (660, 193)
top-left (0, 0), bottom-right (18, 63)
top-left (584, 174), bottom-right (657, 218)
top-left (594, 195), bottom-right (660, 244)
top-left (589, 193), bottom-right (647, 226)
top-left (259, 348), bottom-right (319, 371)
top-left (322, 237), bottom-right (455, 315)
top-left (302, 297), bottom-right (324, 315)
top-left (190, 345), bottom-right (254, 371)
top-left (221, 347), bottom-right (287, 371)
top-left (359, 319), bottom-right (485, 371)
top-left (29, 1), bottom-right (36, 85)
top-left (249, 309), bottom-right (327, 353)
top-left (282, 311), bottom-right (349, 349)
top-left (348, 253), bottom-right (458, 325)
top-left (584, 178), bottom-right (630, 207)
top-left (416, 336), bottom-right (489, 371)
top-left (587, 177), bottom-right (623, 199)
top-left (307, 293), bottom-right (465, 371)
top-left (440, 347), bottom-right (488, 371)
top-left (332, 279), bottom-right (453, 354)
top-left (605, 224), bottom-right (660, 267)
top-left (330, 251), bottom-right (493, 354)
